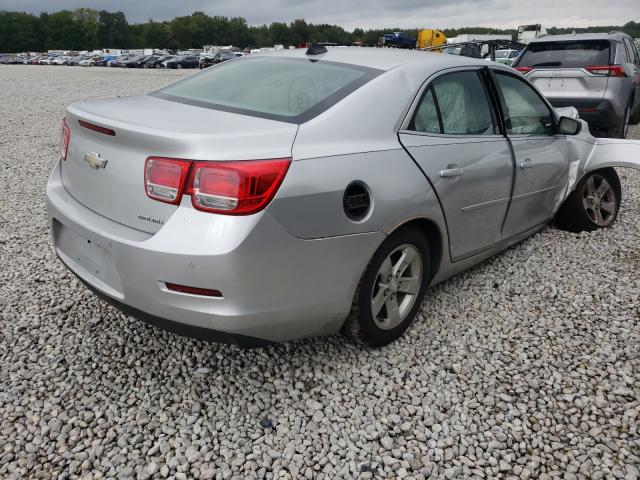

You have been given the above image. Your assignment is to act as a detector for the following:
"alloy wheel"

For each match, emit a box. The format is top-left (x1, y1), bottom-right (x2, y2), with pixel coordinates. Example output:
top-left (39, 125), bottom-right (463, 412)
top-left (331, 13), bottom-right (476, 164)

top-left (582, 174), bottom-right (617, 226)
top-left (370, 244), bottom-right (422, 330)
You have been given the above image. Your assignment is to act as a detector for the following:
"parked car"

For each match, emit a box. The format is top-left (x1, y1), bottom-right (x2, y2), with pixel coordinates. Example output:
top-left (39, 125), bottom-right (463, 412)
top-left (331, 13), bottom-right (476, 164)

top-left (40, 56), bottom-right (59, 65)
top-left (123, 55), bottom-right (151, 68)
top-left (79, 55), bottom-right (105, 67)
top-left (47, 48), bottom-right (640, 347)
top-left (52, 56), bottom-right (72, 65)
top-left (108, 56), bottom-right (134, 67)
top-left (145, 55), bottom-right (173, 68)
top-left (512, 32), bottom-right (640, 138)
top-left (489, 49), bottom-right (520, 65)
top-left (219, 52), bottom-right (242, 62)
top-left (199, 53), bottom-right (217, 69)
top-left (382, 32), bottom-right (417, 49)
top-left (164, 55), bottom-right (199, 69)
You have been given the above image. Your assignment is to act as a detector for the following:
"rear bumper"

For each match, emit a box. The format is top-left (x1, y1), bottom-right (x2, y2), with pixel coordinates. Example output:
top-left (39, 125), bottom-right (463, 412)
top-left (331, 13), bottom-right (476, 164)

top-left (548, 98), bottom-right (622, 129)
top-left (46, 160), bottom-right (384, 343)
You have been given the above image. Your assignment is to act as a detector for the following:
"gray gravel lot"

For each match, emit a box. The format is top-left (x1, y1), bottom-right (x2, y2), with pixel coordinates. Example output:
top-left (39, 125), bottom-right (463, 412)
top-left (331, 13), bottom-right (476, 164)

top-left (0, 65), bottom-right (639, 480)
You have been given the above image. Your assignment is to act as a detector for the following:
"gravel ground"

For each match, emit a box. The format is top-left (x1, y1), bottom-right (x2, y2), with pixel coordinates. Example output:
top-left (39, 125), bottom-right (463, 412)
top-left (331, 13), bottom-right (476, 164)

top-left (0, 65), bottom-right (639, 480)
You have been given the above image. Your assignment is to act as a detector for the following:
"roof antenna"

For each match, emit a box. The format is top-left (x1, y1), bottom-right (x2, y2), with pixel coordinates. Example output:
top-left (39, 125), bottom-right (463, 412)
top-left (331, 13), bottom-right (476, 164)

top-left (306, 43), bottom-right (327, 55)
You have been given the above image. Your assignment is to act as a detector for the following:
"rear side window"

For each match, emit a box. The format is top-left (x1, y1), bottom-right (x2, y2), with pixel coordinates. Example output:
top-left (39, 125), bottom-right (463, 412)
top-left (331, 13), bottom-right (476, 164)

top-left (410, 71), bottom-right (497, 135)
top-left (623, 39), bottom-right (639, 65)
top-left (517, 40), bottom-right (611, 68)
top-left (152, 57), bottom-right (381, 123)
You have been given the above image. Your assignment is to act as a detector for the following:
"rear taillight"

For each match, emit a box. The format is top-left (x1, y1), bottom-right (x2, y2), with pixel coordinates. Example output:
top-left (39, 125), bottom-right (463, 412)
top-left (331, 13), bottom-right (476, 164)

top-left (144, 157), bottom-right (191, 204)
top-left (514, 66), bottom-right (533, 74)
top-left (144, 157), bottom-right (291, 215)
top-left (585, 65), bottom-right (627, 77)
top-left (187, 159), bottom-right (291, 215)
top-left (59, 118), bottom-right (70, 160)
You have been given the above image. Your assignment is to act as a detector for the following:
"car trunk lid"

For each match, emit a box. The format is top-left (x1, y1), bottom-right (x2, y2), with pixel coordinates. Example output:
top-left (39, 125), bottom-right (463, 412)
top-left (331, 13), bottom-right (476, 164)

top-left (61, 95), bottom-right (298, 234)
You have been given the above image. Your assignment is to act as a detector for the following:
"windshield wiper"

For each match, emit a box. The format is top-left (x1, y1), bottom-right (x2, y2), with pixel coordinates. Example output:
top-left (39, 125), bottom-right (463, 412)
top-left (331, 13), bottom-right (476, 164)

top-left (531, 61), bottom-right (562, 67)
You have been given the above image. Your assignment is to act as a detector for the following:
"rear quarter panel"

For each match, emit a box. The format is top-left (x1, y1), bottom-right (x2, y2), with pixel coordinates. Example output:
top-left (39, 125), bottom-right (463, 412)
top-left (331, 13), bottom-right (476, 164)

top-left (267, 149), bottom-right (447, 239)
top-left (268, 65), bottom-right (449, 240)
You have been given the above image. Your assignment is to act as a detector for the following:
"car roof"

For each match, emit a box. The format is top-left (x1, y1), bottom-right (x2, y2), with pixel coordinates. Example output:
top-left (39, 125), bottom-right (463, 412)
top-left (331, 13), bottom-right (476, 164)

top-left (257, 47), bottom-right (487, 71)
top-left (529, 32), bottom-right (628, 43)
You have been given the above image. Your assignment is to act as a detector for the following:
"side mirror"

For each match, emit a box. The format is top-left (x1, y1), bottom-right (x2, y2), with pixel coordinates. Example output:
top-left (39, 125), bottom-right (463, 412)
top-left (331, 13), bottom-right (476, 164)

top-left (558, 116), bottom-right (582, 135)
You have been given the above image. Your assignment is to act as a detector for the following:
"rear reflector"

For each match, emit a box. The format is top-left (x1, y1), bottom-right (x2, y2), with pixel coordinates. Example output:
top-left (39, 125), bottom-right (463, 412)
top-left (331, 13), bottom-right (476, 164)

top-left (165, 282), bottom-right (222, 297)
top-left (59, 118), bottom-right (70, 161)
top-left (187, 159), bottom-right (290, 215)
top-left (144, 157), bottom-right (191, 204)
top-left (514, 66), bottom-right (533, 74)
top-left (585, 65), bottom-right (627, 77)
top-left (78, 120), bottom-right (116, 136)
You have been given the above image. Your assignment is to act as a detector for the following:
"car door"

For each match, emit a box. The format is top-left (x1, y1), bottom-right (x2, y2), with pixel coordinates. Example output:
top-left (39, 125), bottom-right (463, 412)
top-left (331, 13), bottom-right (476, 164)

top-left (491, 69), bottom-right (570, 239)
top-left (399, 68), bottom-right (514, 262)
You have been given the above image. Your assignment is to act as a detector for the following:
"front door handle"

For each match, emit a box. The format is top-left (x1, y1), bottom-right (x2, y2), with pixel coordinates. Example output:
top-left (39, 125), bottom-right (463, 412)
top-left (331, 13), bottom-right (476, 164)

top-left (440, 165), bottom-right (464, 178)
top-left (520, 158), bottom-right (534, 169)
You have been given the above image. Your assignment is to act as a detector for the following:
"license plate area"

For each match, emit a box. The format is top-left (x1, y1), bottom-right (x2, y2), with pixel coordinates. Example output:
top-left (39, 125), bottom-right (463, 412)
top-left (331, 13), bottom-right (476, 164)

top-left (53, 220), bottom-right (125, 298)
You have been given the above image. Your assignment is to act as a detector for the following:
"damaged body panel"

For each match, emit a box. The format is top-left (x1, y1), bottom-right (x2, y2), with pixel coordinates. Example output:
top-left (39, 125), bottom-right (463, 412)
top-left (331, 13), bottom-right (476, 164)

top-left (562, 123), bottom-right (640, 208)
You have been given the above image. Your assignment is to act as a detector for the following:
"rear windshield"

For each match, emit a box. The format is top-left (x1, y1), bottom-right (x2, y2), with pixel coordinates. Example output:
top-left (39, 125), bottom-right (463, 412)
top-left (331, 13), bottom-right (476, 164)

top-left (151, 56), bottom-right (381, 123)
top-left (516, 40), bottom-right (611, 68)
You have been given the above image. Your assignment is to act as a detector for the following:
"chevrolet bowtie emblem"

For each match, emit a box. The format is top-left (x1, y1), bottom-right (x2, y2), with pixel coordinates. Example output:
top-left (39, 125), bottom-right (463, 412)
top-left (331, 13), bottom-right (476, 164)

top-left (84, 152), bottom-right (108, 170)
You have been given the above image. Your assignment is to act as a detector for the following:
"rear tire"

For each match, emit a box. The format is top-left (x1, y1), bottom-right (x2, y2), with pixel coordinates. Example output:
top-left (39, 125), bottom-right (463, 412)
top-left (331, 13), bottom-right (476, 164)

top-left (344, 226), bottom-right (430, 347)
top-left (555, 168), bottom-right (621, 233)
top-left (630, 101), bottom-right (640, 125)
top-left (607, 104), bottom-right (630, 138)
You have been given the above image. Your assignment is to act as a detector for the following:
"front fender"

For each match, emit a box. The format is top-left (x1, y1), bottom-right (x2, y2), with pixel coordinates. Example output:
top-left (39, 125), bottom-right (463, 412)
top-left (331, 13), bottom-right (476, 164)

top-left (560, 122), bottom-right (640, 209)
top-left (583, 138), bottom-right (640, 173)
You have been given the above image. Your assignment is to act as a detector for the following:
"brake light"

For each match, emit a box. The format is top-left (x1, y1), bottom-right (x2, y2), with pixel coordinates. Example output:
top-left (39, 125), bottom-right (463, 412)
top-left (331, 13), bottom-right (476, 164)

top-left (514, 66), bottom-right (533, 74)
top-left (586, 65), bottom-right (627, 77)
top-left (144, 157), bottom-right (191, 204)
top-left (187, 159), bottom-right (291, 215)
top-left (78, 120), bottom-right (116, 136)
top-left (59, 118), bottom-right (70, 160)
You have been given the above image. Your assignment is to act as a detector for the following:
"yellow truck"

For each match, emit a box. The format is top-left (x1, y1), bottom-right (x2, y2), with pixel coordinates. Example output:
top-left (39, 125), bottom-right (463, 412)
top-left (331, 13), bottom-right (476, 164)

top-left (417, 29), bottom-right (447, 50)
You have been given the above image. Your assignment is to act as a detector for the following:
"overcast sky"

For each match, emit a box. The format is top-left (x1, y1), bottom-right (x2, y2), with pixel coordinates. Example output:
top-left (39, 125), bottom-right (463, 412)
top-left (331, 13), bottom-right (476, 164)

top-left (1, 0), bottom-right (637, 30)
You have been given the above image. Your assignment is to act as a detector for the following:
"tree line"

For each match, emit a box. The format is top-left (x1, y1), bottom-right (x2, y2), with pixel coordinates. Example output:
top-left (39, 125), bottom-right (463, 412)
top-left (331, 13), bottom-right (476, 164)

top-left (0, 9), bottom-right (638, 53)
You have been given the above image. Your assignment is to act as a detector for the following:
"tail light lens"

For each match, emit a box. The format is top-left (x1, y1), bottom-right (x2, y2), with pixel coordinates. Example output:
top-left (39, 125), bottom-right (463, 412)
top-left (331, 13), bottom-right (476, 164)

top-left (188, 159), bottom-right (291, 215)
top-left (59, 118), bottom-right (70, 160)
top-left (143, 157), bottom-right (291, 215)
top-left (514, 66), bottom-right (533, 74)
top-left (144, 157), bottom-right (191, 204)
top-left (586, 65), bottom-right (627, 77)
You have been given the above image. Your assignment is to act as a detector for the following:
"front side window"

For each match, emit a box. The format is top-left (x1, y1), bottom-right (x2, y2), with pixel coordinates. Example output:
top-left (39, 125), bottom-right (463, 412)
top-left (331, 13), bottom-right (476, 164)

top-left (152, 56), bottom-right (381, 123)
top-left (409, 70), bottom-right (497, 135)
top-left (494, 72), bottom-right (555, 135)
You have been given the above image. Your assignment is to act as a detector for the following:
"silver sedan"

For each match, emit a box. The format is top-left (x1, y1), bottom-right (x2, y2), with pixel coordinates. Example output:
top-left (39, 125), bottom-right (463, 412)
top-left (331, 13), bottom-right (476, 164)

top-left (46, 47), bottom-right (640, 347)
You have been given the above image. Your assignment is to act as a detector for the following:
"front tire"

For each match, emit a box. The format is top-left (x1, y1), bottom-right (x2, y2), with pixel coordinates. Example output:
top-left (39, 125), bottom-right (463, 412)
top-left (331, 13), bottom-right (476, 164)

top-left (555, 168), bottom-right (621, 233)
top-left (344, 226), bottom-right (430, 347)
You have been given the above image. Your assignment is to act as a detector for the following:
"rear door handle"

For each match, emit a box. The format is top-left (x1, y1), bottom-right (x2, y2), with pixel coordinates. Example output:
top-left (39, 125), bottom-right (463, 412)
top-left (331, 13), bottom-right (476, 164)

top-left (440, 166), bottom-right (464, 178)
top-left (520, 158), bottom-right (534, 169)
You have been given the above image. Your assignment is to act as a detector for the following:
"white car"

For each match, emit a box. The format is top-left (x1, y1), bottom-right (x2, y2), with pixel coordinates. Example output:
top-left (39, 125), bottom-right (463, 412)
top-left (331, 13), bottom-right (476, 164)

top-left (487, 49), bottom-right (520, 66)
